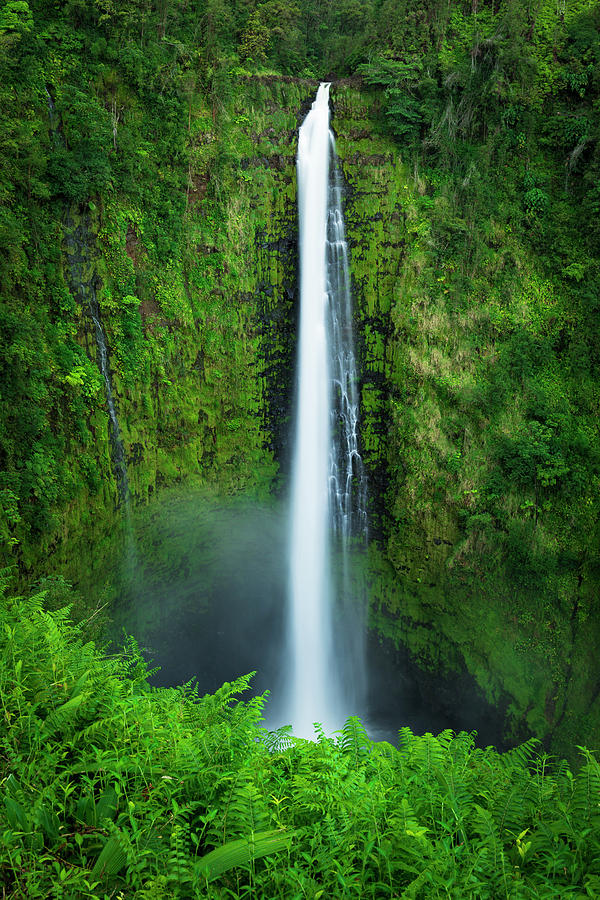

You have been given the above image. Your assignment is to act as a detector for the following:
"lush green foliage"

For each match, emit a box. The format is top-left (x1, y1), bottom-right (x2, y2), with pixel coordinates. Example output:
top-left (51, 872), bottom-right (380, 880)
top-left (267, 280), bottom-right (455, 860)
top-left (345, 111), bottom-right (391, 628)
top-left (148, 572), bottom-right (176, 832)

top-left (329, 1), bottom-right (600, 757)
top-left (2, 591), bottom-right (600, 898)
top-left (1, 0), bottom-right (600, 864)
top-left (1, 0), bottom-right (301, 563)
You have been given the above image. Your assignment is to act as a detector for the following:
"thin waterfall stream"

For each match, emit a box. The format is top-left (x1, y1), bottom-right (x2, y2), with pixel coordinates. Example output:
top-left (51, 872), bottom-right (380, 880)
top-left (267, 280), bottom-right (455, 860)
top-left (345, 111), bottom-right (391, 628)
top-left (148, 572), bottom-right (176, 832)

top-left (88, 293), bottom-right (130, 506)
top-left (327, 133), bottom-right (368, 718)
top-left (62, 213), bottom-right (130, 506)
top-left (286, 82), bottom-right (367, 737)
top-left (50, 77), bottom-right (130, 509)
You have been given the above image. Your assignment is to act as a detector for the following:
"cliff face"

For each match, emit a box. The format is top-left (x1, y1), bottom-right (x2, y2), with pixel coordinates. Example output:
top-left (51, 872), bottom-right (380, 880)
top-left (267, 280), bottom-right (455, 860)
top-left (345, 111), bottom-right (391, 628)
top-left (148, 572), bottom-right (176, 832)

top-left (3, 72), bottom-right (598, 757)
top-left (332, 84), bottom-right (600, 758)
top-left (3, 78), bottom-right (315, 577)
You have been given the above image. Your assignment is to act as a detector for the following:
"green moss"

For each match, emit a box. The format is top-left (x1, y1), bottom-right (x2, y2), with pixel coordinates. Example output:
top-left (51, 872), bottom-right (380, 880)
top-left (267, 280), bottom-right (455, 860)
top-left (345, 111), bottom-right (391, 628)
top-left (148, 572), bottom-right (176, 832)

top-left (333, 82), bottom-right (600, 761)
top-left (4, 76), bottom-right (312, 587)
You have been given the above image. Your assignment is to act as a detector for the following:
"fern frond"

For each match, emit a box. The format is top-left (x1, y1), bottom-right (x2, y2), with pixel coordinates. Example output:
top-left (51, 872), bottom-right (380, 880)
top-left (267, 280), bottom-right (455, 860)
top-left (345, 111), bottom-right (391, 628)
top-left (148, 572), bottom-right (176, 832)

top-left (491, 772), bottom-right (534, 839)
top-left (339, 716), bottom-right (372, 768)
top-left (41, 691), bottom-right (91, 737)
top-left (167, 819), bottom-right (192, 888)
top-left (214, 773), bottom-right (270, 842)
top-left (437, 765), bottom-right (472, 847)
top-left (261, 725), bottom-right (295, 754)
top-left (449, 731), bottom-right (476, 771)
top-left (570, 750), bottom-right (600, 826)
top-left (91, 826), bottom-right (129, 879)
top-left (471, 803), bottom-right (506, 888)
top-left (398, 726), bottom-right (416, 755)
top-left (501, 736), bottom-right (541, 771)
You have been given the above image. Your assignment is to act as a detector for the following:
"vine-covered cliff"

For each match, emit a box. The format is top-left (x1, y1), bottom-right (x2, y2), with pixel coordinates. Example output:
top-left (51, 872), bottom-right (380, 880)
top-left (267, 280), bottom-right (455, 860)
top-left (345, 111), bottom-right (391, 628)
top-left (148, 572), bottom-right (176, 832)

top-left (1, 0), bottom-right (599, 762)
top-left (1, 51), bottom-right (314, 573)
top-left (331, 81), bottom-right (600, 759)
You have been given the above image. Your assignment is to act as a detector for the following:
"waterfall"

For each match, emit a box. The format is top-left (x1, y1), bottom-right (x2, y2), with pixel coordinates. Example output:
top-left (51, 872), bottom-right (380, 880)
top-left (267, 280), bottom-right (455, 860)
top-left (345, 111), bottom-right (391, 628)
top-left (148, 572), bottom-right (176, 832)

top-left (45, 88), bottom-right (57, 137)
top-left (88, 292), bottom-right (130, 505)
top-left (327, 136), bottom-right (368, 714)
top-left (49, 87), bottom-right (129, 506)
top-left (63, 213), bottom-right (129, 505)
top-left (287, 83), bottom-right (367, 738)
top-left (328, 144), bottom-right (367, 545)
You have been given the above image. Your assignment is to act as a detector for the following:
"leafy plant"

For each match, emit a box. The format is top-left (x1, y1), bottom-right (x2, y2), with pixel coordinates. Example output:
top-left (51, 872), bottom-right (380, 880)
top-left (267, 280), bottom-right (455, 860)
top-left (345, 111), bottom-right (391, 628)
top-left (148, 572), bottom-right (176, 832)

top-left (1, 587), bottom-right (599, 897)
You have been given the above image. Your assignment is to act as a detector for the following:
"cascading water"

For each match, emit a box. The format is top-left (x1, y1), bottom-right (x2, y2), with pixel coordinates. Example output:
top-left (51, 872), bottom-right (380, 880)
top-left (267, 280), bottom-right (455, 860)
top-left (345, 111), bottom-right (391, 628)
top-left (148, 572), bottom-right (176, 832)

top-left (327, 138), bottom-right (368, 713)
top-left (287, 83), bottom-right (367, 738)
top-left (45, 88), bottom-right (58, 142)
top-left (328, 144), bottom-right (367, 545)
top-left (88, 293), bottom-right (130, 505)
top-left (62, 213), bottom-right (129, 506)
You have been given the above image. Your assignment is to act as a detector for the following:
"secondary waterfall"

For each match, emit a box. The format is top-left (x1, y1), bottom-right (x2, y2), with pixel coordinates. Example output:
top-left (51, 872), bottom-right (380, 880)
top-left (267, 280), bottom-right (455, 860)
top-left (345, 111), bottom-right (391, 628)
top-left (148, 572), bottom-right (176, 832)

top-left (89, 293), bottom-right (130, 505)
top-left (62, 211), bottom-right (129, 506)
top-left (48, 86), bottom-right (130, 508)
top-left (287, 83), bottom-right (367, 737)
top-left (328, 145), bottom-right (367, 545)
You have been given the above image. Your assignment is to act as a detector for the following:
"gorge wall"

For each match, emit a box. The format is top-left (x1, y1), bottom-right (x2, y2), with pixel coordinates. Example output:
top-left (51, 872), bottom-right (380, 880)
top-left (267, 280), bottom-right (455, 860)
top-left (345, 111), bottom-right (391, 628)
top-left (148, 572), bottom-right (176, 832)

top-left (2, 77), bottom-right (315, 576)
top-left (331, 84), bottom-right (600, 759)
top-left (2, 67), bottom-right (599, 758)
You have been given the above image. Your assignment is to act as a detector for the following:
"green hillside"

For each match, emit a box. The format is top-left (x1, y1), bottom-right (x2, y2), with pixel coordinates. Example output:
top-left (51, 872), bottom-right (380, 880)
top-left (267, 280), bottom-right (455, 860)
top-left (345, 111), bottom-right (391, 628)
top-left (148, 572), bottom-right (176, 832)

top-left (1, 0), bottom-right (600, 894)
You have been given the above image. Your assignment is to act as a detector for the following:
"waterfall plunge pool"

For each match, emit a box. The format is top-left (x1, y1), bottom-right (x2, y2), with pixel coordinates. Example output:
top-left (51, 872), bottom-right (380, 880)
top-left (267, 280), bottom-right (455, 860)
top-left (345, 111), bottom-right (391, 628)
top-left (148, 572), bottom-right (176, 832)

top-left (88, 487), bottom-right (509, 748)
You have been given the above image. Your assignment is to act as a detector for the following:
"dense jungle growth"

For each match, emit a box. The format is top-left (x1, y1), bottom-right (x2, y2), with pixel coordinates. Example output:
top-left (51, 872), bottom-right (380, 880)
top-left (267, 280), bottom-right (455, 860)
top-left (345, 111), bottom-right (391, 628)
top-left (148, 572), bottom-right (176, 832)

top-left (2, 591), bottom-right (600, 897)
top-left (1, 0), bottom-right (600, 894)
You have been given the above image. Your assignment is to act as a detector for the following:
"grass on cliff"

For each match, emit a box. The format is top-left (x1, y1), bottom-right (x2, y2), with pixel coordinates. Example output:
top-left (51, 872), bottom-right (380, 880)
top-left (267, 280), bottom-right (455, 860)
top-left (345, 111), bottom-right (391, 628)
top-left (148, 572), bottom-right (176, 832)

top-left (331, 0), bottom-right (600, 758)
top-left (2, 583), bottom-right (600, 899)
top-left (1, 4), bottom-right (306, 564)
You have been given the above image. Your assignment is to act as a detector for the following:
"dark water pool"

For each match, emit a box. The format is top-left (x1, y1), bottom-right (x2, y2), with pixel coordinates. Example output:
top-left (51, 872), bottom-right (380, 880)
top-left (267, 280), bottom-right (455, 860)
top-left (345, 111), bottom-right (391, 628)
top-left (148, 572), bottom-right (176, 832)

top-left (105, 489), bottom-right (509, 748)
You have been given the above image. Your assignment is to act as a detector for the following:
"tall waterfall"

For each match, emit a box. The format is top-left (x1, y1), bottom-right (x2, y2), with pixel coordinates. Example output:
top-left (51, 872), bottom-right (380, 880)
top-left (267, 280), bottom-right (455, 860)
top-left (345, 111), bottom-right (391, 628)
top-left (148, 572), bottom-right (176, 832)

top-left (287, 83), bottom-right (367, 738)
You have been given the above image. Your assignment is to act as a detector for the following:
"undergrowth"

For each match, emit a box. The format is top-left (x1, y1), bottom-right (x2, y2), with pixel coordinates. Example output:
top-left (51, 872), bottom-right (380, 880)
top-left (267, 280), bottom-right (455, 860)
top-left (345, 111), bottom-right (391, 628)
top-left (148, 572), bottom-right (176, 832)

top-left (1, 584), bottom-right (599, 898)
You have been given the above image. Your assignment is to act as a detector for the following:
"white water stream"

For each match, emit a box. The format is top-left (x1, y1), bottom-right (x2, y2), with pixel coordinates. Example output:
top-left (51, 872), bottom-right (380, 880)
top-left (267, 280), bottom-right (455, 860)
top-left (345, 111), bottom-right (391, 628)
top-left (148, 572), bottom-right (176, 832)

top-left (287, 83), bottom-right (367, 737)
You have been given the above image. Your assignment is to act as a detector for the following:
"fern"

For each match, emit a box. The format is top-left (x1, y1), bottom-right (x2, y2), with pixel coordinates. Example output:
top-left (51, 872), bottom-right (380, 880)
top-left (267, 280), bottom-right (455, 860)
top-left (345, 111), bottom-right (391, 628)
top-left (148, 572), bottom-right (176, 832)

top-left (212, 773), bottom-right (270, 843)
top-left (261, 724), bottom-right (295, 754)
top-left (338, 716), bottom-right (372, 769)
top-left (500, 736), bottom-right (541, 771)
top-left (2, 586), bottom-right (600, 898)
top-left (491, 771), bottom-right (533, 839)
top-left (91, 824), bottom-right (129, 879)
top-left (570, 749), bottom-right (600, 826)
top-left (41, 691), bottom-right (91, 737)
top-left (437, 764), bottom-right (472, 848)
top-left (473, 804), bottom-right (502, 869)
top-left (167, 817), bottom-right (193, 890)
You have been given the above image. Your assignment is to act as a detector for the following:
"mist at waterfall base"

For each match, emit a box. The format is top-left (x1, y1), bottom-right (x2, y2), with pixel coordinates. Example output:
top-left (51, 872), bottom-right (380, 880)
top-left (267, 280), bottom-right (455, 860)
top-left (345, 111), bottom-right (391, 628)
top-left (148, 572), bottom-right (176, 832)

top-left (107, 488), bottom-right (366, 729)
top-left (107, 489), bottom-right (508, 748)
top-left (110, 493), bottom-right (287, 700)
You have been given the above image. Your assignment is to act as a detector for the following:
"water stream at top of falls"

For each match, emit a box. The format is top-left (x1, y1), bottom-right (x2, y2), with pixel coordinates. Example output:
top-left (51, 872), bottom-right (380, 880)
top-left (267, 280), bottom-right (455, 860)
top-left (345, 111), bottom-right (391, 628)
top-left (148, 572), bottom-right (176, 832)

top-left (287, 83), bottom-right (367, 738)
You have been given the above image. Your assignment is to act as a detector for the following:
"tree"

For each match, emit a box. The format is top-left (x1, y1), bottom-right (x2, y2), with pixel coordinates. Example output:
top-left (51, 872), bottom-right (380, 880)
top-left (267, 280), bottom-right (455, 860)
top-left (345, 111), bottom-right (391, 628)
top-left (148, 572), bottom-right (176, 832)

top-left (239, 9), bottom-right (270, 63)
top-left (0, 0), bottom-right (33, 39)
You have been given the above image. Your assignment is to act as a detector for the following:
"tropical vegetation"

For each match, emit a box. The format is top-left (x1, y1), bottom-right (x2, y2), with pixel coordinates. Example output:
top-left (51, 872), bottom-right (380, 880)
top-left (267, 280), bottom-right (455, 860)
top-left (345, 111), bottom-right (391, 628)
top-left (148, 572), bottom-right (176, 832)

top-left (1, 0), bottom-right (600, 894)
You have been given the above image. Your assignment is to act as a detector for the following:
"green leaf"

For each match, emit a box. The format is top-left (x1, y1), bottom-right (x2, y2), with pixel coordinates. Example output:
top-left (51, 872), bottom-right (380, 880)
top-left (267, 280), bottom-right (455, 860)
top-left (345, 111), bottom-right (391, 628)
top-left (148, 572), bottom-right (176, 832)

top-left (91, 832), bottom-right (128, 878)
top-left (4, 796), bottom-right (28, 831)
top-left (194, 829), bottom-right (293, 883)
